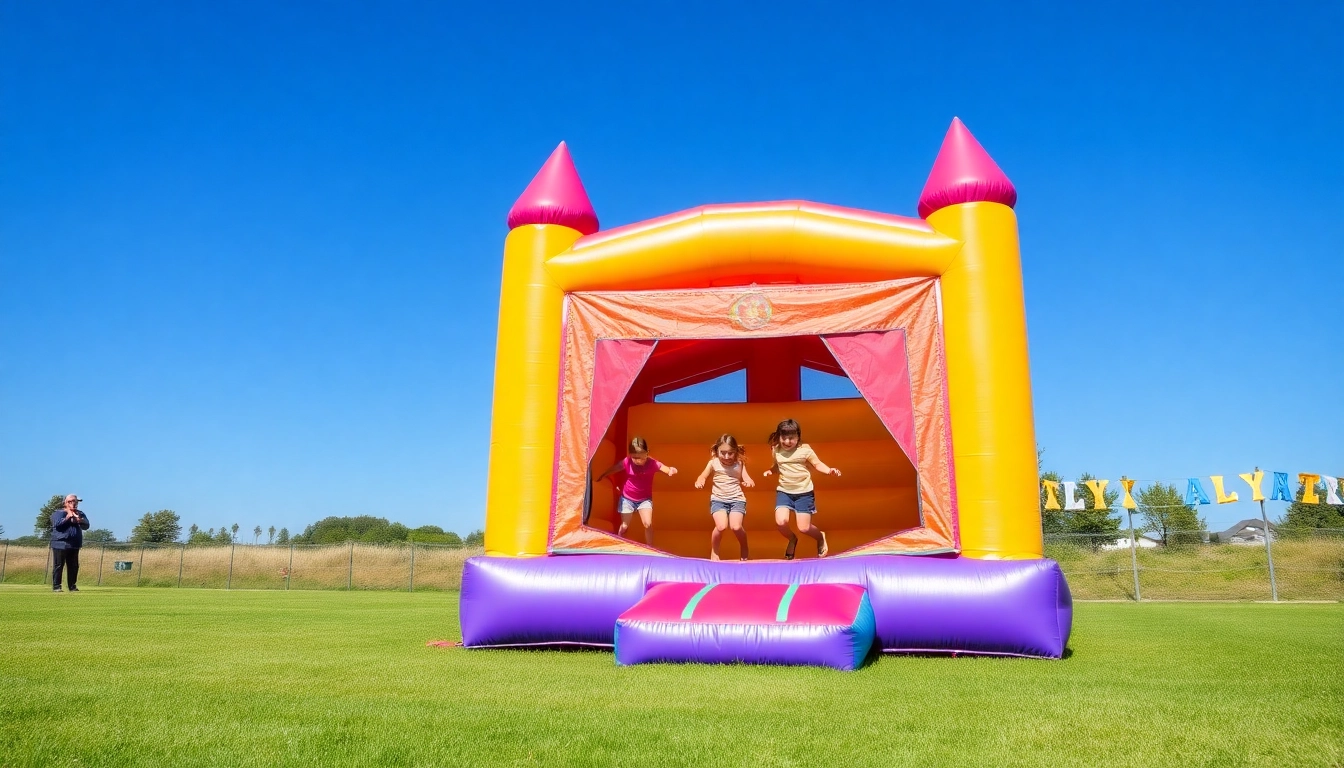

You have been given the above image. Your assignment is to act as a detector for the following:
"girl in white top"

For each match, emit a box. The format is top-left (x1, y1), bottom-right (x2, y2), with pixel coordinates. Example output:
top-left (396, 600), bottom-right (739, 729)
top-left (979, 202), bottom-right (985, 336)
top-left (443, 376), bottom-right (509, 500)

top-left (763, 418), bottom-right (841, 559)
top-left (694, 434), bottom-right (755, 561)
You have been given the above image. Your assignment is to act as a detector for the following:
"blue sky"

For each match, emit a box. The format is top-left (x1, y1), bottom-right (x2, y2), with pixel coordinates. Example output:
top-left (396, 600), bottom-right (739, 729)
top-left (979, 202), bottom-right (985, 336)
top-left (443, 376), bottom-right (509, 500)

top-left (2, 1), bottom-right (1340, 541)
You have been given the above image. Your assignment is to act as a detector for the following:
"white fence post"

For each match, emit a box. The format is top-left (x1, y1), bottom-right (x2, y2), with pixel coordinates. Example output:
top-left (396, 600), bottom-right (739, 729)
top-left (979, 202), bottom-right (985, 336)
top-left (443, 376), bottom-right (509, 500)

top-left (1258, 485), bottom-right (1279, 601)
top-left (1123, 477), bottom-right (1142, 602)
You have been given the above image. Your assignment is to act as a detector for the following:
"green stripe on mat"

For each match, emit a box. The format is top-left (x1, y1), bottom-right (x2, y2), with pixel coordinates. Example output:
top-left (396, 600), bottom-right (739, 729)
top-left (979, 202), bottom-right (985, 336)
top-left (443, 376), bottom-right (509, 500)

top-left (776, 584), bottom-right (800, 622)
top-left (680, 584), bottom-right (717, 620)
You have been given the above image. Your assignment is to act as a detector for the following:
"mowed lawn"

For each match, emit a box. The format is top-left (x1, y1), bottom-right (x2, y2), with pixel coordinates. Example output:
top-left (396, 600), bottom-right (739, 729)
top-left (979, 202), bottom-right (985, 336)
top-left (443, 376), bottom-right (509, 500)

top-left (1, 588), bottom-right (1340, 768)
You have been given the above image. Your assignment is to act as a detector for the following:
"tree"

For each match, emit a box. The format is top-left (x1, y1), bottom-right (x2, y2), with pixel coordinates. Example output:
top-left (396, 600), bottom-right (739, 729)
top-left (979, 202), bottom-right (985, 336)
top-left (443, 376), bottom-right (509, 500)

top-left (294, 516), bottom-right (407, 545)
top-left (1137, 482), bottom-right (1205, 546)
top-left (230, 523), bottom-right (240, 541)
top-left (464, 529), bottom-right (484, 548)
top-left (215, 526), bottom-right (233, 544)
top-left (187, 526), bottom-right (216, 546)
top-left (253, 525), bottom-right (262, 544)
top-left (86, 529), bottom-right (117, 544)
top-left (130, 510), bottom-right (182, 544)
top-left (267, 526), bottom-right (276, 544)
top-left (34, 494), bottom-right (64, 539)
top-left (276, 527), bottom-right (290, 544)
top-left (1279, 480), bottom-right (1344, 532)
top-left (0, 524), bottom-right (4, 538)
top-left (408, 525), bottom-right (463, 546)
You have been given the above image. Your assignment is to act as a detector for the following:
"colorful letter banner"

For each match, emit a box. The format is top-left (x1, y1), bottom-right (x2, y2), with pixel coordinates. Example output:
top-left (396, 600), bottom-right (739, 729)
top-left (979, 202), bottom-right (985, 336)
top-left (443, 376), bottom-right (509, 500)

top-left (1119, 478), bottom-right (1137, 510)
top-left (1039, 469), bottom-right (1340, 511)
top-left (1042, 480), bottom-right (1061, 510)
top-left (1238, 470), bottom-right (1265, 502)
top-left (1271, 472), bottom-right (1292, 502)
top-left (1321, 475), bottom-right (1342, 505)
top-left (1185, 478), bottom-right (1211, 506)
top-left (1209, 476), bottom-right (1239, 504)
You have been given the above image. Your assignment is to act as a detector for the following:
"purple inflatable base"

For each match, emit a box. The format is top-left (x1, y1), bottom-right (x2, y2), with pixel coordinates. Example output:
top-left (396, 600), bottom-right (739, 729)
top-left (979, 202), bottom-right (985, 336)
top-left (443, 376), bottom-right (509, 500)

top-left (460, 554), bottom-right (1072, 659)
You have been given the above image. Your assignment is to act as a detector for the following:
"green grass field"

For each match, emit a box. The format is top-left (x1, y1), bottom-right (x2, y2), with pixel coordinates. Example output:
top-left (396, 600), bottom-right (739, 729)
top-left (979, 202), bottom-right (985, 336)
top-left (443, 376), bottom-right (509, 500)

top-left (1, 588), bottom-right (1340, 767)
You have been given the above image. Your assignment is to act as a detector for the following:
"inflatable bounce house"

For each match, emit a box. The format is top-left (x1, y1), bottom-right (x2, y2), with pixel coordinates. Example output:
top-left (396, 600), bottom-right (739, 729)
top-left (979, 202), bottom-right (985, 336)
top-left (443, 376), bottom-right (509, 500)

top-left (460, 119), bottom-right (1072, 668)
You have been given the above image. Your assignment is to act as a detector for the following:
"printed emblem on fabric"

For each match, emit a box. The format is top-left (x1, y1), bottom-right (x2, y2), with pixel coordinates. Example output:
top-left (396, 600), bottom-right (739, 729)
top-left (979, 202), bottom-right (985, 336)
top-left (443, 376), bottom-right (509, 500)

top-left (729, 292), bottom-right (772, 330)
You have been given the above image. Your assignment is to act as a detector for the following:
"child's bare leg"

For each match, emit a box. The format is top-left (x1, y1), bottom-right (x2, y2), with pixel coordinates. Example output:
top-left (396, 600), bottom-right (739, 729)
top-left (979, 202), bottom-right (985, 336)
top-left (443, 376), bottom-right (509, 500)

top-left (774, 507), bottom-right (797, 555)
top-left (795, 513), bottom-right (826, 556)
top-left (729, 511), bottom-right (748, 560)
top-left (618, 512), bottom-right (634, 539)
top-left (710, 511), bottom-right (729, 560)
top-left (638, 505), bottom-right (655, 546)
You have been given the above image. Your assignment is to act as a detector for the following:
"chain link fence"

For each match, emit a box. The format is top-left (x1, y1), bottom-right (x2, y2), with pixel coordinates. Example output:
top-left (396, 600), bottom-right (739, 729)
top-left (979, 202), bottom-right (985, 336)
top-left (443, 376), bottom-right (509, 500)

top-left (0, 542), bottom-right (480, 591)
top-left (1046, 528), bottom-right (1344, 601)
top-left (4, 532), bottom-right (1341, 600)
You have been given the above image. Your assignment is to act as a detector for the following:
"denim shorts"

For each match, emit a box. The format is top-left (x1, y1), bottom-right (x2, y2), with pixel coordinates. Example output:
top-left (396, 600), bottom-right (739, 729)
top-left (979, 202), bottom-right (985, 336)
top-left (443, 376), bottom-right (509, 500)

top-left (619, 496), bottom-right (653, 515)
top-left (709, 499), bottom-right (746, 515)
top-left (775, 490), bottom-right (816, 514)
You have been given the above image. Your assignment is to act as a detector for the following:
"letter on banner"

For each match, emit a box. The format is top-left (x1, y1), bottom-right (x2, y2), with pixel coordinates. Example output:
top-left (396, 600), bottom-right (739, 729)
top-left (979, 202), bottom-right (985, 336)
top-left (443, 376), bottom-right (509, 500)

top-left (1209, 476), bottom-right (1239, 504)
top-left (1042, 480), bottom-right (1061, 510)
top-left (1185, 478), bottom-right (1211, 505)
top-left (1271, 472), bottom-right (1292, 501)
top-left (1298, 473), bottom-right (1321, 504)
top-left (1238, 470), bottom-right (1265, 502)
top-left (1084, 479), bottom-right (1109, 509)
top-left (1321, 475), bottom-right (1342, 505)
top-left (1063, 481), bottom-right (1085, 511)
top-left (1120, 478), bottom-right (1137, 509)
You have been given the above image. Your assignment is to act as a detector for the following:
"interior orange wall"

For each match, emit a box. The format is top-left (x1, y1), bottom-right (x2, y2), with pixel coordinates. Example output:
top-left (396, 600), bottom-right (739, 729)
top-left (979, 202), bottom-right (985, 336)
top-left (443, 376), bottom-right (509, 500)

top-left (590, 398), bottom-right (920, 560)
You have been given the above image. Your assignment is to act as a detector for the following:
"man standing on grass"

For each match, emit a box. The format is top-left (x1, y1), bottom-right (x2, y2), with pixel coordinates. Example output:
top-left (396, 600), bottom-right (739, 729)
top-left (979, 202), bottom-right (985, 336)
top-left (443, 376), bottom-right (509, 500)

top-left (50, 494), bottom-right (90, 592)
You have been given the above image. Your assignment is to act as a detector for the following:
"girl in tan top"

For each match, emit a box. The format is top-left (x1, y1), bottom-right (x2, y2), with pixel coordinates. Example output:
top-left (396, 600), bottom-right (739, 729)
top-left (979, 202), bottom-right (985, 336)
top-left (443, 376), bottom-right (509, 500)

top-left (763, 419), bottom-right (841, 559)
top-left (694, 434), bottom-right (755, 561)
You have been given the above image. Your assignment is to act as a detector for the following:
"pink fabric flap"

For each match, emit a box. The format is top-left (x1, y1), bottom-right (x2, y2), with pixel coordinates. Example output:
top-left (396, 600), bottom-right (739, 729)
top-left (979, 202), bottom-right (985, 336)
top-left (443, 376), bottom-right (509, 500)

top-left (823, 331), bottom-right (918, 466)
top-left (588, 339), bottom-right (657, 459)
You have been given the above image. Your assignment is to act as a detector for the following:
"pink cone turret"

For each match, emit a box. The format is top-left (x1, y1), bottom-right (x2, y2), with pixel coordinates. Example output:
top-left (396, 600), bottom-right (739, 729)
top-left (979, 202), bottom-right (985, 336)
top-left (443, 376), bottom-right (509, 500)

top-left (507, 141), bottom-right (599, 235)
top-left (917, 118), bottom-right (1017, 219)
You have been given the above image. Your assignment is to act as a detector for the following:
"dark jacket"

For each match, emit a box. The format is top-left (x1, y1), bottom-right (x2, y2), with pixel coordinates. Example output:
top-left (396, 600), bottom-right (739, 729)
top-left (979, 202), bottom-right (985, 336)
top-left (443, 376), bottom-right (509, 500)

top-left (50, 510), bottom-right (90, 550)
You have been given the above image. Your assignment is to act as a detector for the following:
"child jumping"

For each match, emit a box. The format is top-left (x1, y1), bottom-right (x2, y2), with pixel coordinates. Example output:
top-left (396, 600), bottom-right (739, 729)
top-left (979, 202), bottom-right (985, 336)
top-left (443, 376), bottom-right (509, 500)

top-left (694, 434), bottom-right (754, 561)
top-left (596, 437), bottom-right (677, 546)
top-left (763, 419), bottom-right (841, 559)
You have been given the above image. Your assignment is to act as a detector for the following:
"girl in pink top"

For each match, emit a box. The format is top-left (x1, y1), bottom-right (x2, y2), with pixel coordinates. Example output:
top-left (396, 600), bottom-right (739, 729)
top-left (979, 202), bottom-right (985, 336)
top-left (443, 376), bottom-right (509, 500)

top-left (596, 436), bottom-right (678, 546)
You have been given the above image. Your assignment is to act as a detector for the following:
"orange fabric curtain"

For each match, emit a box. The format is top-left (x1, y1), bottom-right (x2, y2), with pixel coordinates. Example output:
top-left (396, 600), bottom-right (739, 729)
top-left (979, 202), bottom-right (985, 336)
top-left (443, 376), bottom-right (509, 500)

top-left (549, 278), bottom-right (958, 557)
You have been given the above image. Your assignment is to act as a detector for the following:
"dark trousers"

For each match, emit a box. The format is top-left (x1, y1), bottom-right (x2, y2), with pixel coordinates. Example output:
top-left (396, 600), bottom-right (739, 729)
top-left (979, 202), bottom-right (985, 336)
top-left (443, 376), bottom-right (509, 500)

top-left (52, 548), bottom-right (80, 590)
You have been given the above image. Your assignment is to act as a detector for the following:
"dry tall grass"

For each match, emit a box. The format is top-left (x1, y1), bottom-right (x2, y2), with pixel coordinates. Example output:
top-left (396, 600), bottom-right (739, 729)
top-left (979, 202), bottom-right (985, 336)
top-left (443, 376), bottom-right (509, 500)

top-left (1047, 536), bottom-right (1344, 601)
top-left (0, 543), bottom-right (481, 591)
